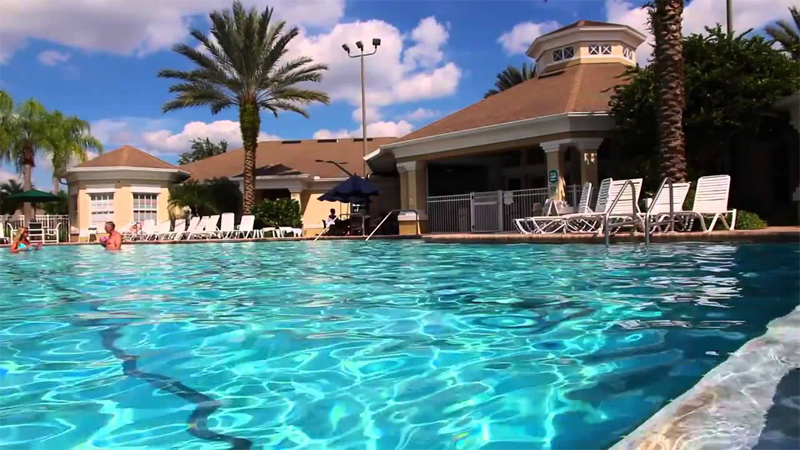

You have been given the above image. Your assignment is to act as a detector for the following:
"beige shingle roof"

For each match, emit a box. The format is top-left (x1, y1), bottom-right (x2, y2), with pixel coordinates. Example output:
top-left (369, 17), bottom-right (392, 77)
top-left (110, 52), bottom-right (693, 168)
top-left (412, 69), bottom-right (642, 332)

top-left (182, 137), bottom-right (397, 181)
top-left (393, 63), bottom-right (629, 144)
top-left (75, 145), bottom-right (180, 170)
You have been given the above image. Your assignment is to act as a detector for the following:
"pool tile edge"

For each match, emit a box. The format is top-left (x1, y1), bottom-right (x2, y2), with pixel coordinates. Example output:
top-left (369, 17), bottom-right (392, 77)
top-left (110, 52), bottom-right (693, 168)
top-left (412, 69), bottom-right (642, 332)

top-left (610, 305), bottom-right (800, 450)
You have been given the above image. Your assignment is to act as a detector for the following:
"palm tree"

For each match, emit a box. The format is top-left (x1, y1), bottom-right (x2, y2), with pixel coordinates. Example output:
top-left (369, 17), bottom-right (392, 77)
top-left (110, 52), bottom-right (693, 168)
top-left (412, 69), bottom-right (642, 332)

top-left (48, 111), bottom-right (103, 193)
top-left (652, 0), bottom-right (687, 182)
top-left (178, 138), bottom-right (228, 165)
top-left (484, 63), bottom-right (535, 98)
top-left (159, 1), bottom-right (330, 213)
top-left (766, 7), bottom-right (800, 60)
top-left (0, 179), bottom-right (24, 215)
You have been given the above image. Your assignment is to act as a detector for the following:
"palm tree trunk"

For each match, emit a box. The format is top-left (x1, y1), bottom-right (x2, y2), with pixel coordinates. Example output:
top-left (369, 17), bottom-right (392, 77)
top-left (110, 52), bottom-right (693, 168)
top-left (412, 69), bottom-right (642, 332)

top-left (653, 0), bottom-right (688, 182)
top-left (239, 102), bottom-right (260, 214)
top-left (21, 144), bottom-right (35, 220)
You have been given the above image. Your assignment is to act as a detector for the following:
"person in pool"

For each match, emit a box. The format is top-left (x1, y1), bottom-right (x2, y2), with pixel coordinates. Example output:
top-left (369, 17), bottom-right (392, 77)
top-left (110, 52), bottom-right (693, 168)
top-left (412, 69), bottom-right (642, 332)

top-left (99, 221), bottom-right (122, 250)
top-left (9, 227), bottom-right (42, 253)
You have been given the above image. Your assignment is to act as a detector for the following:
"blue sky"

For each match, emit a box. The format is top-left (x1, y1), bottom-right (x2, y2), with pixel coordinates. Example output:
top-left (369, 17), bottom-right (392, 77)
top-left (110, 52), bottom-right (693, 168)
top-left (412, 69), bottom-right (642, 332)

top-left (0, 0), bottom-right (792, 189)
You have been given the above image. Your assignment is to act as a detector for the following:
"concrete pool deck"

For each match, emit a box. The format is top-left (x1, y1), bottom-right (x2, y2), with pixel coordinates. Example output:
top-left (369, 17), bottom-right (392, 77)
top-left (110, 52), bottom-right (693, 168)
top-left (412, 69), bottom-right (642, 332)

top-left (423, 227), bottom-right (800, 244)
top-left (612, 305), bottom-right (800, 450)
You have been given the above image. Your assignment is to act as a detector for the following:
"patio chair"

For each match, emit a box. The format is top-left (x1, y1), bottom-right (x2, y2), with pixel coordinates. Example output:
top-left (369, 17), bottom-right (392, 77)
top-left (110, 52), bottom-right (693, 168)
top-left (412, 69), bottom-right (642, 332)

top-left (79, 226), bottom-right (98, 243)
top-left (43, 223), bottom-right (60, 244)
top-left (167, 219), bottom-right (186, 240)
top-left (27, 222), bottom-right (45, 243)
top-left (148, 220), bottom-right (171, 241)
top-left (262, 227), bottom-right (281, 238)
top-left (236, 215), bottom-right (257, 238)
top-left (673, 175), bottom-right (737, 232)
top-left (278, 227), bottom-right (302, 237)
top-left (139, 220), bottom-right (156, 240)
top-left (641, 179), bottom-right (692, 234)
top-left (155, 219), bottom-right (183, 240)
top-left (218, 213), bottom-right (236, 239)
top-left (188, 215), bottom-right (220, 239)
top-left (514, 181), bottom-right (595, 234)
top-left (0, 221), bottom-right (8, 244)
top-left (173, 216), bottom-right (201, 241)
top-left (117, 221), bottom-right (138, 241)
top-left (562, 178), bottom-right (642, 235)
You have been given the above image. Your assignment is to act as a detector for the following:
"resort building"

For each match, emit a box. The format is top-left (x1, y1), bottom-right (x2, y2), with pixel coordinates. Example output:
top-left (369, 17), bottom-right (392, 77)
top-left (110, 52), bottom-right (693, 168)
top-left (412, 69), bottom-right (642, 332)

top-left (65, 145), bottom-right (189, 234)
top-left (180, 137), bottom-right (398, 235)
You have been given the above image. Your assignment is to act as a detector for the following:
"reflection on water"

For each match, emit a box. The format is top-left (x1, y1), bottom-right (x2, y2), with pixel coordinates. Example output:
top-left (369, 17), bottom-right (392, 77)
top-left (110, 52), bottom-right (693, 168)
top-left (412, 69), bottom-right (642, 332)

top-left (0, 241), bottom-right (797, 450)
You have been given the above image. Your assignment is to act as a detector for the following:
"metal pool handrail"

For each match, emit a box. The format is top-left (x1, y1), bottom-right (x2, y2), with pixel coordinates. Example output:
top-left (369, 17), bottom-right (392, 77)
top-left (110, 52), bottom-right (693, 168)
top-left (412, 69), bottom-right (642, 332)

top-left (366, 209), bottom-right (420, 241)
top-left (604, 180), bottom-right (638, 248)
top-left (644, 179), bottom-right (676, 248)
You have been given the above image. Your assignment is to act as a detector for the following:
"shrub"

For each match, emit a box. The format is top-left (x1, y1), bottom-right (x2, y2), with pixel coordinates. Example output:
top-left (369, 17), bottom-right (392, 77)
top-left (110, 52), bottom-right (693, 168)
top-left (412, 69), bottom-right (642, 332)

top-left (252, 198), bottom-right (302, 228)
top-left (735, 210), bottom-right (768, 230)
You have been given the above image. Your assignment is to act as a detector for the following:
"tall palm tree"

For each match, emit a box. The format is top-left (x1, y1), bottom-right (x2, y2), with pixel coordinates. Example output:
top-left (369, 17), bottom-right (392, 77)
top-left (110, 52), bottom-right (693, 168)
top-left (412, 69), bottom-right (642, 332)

top-left (766, 7), bottom-right (800, 60)
top-left (484, 63), bottom-right (535, 98)
top-left (0, 96), bottom-right (53, 219)
top-left (159, 1), bottom-right (330, 213)
top-left (652, 0), bottom-right (687, 182)
top-left (48, 111), bottom-right (103, 193)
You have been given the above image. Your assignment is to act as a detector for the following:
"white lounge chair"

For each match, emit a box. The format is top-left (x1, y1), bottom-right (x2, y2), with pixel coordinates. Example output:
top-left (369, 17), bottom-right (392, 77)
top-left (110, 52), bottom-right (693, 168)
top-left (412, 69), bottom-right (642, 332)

top-left (674, 175), bottom-right (737, 232)
top-left (189, 215), bottom-right (220, 239)
top-left (514, 182), bottom-right (594, 234)
top-left (218, 213), bottom-right (236, 239)
top-left (138, 220), bottom-right (156, 240)
top-left (117, 221), bottom-right (138, 241)
top-left (279, 227), bottom-right (302, 237)
top-left (148, 220), bottom-right (171, 240)
top-left (564, 178), bottom-right (642, 235)
top-left (43, 223), bottom-right (60, 244)
top-left (173, 216), bottom-right (201, 240)
top-left (642, 179), bottom-right (692, 234)
top-left (236, 215), bottom-right (257, 238)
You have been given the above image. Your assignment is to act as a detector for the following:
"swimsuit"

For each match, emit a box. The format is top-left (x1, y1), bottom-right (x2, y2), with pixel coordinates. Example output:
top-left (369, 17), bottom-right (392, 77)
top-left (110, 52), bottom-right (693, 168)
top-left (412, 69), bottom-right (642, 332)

top-left (18, 243), bottom-right (27, 250)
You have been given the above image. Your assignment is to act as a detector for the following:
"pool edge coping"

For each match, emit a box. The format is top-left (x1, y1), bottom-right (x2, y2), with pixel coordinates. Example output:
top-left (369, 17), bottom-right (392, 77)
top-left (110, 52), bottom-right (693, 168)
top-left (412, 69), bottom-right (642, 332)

top-left (610, 304), bottom-right (800, 450)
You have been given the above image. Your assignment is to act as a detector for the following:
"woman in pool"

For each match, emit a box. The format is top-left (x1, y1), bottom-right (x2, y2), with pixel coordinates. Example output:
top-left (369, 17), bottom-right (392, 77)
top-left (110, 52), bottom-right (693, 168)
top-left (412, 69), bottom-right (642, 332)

top-left (9, 227), bottom-right (42, 254)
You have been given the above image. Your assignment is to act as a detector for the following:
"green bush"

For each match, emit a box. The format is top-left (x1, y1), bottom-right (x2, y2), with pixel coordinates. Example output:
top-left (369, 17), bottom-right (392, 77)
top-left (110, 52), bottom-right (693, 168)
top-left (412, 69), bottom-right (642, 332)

top-left (735, 210), bottom-right (768, 230)
top-left (252, 198), bottom-right (302, 228)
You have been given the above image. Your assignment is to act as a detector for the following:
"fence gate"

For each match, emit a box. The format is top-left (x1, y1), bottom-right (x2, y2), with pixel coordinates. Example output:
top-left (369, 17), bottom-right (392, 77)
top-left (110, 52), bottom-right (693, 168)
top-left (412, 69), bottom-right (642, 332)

top-left (470, 191), bottom-right (503, 232)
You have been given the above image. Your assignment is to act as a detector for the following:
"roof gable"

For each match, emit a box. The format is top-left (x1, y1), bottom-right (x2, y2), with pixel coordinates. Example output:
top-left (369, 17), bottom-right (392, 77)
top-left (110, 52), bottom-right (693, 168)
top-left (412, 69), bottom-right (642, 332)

top-left (75, 145), bottom-right (179, 170)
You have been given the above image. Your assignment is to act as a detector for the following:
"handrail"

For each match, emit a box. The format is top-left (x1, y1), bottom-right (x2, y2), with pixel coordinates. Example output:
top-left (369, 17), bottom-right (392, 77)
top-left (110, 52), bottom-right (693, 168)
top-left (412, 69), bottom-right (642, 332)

top-left (313, 225), bottom-right (330, 242)
top-left (644, 179), bottom-right (676, 247)
top-left (604, 180), bottom-right (637, 248)
top-left (366, 209), bottom-right (420, 241)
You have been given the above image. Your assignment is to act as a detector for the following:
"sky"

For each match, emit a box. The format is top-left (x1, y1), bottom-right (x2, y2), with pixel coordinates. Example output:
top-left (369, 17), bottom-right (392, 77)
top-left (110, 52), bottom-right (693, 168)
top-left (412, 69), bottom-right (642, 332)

top-left (0, 0), bottom-right (794, 190)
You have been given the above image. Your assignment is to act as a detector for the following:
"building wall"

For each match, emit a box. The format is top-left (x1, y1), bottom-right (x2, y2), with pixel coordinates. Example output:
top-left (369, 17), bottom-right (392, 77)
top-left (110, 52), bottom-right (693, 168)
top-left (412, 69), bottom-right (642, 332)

top-left (72, 179), bottom-right (172, 234)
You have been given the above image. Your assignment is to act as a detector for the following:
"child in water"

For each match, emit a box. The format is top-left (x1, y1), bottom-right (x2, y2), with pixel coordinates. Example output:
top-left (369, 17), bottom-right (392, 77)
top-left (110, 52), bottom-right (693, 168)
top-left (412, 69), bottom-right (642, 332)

top-left (9, 227), bottom-right (43, 254)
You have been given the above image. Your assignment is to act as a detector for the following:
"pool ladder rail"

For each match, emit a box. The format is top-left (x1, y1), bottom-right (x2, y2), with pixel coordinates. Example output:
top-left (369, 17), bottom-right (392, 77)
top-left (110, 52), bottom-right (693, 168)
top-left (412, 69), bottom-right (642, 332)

top-left (603, 179), bottom-right (679, 248)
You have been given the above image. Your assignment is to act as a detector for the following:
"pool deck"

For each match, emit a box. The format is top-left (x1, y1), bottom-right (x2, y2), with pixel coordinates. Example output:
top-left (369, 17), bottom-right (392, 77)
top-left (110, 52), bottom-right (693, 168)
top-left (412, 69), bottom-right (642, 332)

top-left (612, 305), bottom-right (800, 450)
top-left (423, 227), bottom-right (800, 244)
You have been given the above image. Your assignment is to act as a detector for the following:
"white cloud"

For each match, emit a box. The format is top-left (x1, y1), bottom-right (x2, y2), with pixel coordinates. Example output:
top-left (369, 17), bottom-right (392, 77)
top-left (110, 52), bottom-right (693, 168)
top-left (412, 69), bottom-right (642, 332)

top-left (498, 20), bottom-right (561, 55)
top-left (37, 50), bottom-right (70, 66)
top-left (351, 106), bottom-right (382, 123)
top-left (286, 17), bottom-right (461, 121)
top-left (90, 117), bottom-right (171, 147)
top-left (0, 0), bottom-right (345, 64)
top-left (313, 120), bottom-right (413, 140)
top-left (142, 120), bottom-right (280, 153)
top-left (398, 107), bottom-right (440, 122)
top-left (606, 0), bottom-right (796, 66)
top-left (402, 16), bottom-right (450, 71)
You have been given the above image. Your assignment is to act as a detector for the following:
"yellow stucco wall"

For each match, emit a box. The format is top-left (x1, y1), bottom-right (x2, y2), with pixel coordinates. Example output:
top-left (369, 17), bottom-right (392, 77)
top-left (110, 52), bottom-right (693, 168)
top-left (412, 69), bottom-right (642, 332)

top-left (72, 179), bottom-right (172, 234)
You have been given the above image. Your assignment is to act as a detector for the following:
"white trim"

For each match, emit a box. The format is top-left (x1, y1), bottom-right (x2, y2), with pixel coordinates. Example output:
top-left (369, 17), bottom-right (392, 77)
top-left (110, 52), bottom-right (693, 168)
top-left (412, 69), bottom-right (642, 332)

top-left (527, 26), bottom-right (647, 60)
top-left (67, 166), bottom-right (187, 175)
top-left (382, 112), bottom-right (614, 160)
top-left (396, 161), bottom-right (421, 172)
top-left (130, 185), bottom-right (162, 194)
top-left (85, 184), bottom-right (116, 194)
top-left (541, 141), bottom-right (567, 153)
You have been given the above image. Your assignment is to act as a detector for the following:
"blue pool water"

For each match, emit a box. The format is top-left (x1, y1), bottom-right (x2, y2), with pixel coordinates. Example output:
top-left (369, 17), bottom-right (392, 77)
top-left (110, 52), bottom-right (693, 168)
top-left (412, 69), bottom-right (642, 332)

top-left (0, 241), bottom-right (798, 450)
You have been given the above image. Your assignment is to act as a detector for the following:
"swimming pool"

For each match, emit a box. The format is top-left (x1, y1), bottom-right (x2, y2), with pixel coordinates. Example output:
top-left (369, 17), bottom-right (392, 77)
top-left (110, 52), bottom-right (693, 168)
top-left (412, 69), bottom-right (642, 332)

top-left (1, 241), bottom-right (797, 450)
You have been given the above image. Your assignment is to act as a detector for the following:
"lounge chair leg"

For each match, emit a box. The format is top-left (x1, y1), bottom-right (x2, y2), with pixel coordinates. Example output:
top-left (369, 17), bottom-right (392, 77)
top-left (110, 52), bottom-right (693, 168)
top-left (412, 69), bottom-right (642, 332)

top-left (707, 214), bottom-right (719, 232)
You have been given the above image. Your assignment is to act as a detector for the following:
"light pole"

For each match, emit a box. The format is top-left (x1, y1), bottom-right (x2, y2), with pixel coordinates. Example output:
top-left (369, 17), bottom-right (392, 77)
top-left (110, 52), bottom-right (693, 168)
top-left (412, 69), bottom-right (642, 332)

top-left (315, 159), bottom-right (353, 177)
top-left (342, 38), bottom-right (381, 177)
top-left (726, 0), bottom-right (733, 35)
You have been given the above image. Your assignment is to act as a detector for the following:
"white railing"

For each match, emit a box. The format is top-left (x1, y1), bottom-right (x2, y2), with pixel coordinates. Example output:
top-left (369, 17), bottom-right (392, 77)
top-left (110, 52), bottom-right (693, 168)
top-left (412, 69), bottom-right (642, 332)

top-left (427, 193), bottom-right (471, 233)
top-left (427, 185), bottom-right (583, 233)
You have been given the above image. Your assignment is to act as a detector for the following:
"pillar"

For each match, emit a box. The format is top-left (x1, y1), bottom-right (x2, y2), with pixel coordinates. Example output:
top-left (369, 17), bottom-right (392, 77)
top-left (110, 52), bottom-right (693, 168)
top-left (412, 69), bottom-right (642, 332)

top-left (396, 161), bottom-right (428, 235)
top-left (574, 138), bottom-right (603, 188)
top-left (541, 140), bottom-right (567, 201)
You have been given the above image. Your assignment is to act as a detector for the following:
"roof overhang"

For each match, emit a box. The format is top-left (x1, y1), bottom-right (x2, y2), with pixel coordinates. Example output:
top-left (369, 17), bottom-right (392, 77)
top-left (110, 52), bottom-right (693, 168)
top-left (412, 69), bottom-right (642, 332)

top-left (527, 25), bottom-right (647, 60)
top-left (65, 166), bottom-right (190, 183)
top-left (367, 112), bottom-right (615, 167)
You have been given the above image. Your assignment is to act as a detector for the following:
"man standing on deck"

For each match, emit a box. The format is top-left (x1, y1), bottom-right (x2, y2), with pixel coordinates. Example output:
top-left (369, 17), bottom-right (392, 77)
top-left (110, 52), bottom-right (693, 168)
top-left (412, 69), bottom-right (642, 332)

top-left (100, 221), bottom-right (122, 250)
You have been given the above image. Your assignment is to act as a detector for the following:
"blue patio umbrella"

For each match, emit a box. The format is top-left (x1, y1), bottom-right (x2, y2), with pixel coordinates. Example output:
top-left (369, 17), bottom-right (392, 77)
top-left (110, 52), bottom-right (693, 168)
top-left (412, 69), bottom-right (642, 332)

top-left (318, 175), bottom-right (379, 203)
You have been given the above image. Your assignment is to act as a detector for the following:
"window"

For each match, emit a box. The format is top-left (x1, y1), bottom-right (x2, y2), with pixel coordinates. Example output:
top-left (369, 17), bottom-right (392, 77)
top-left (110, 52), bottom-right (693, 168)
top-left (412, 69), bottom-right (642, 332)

top-left (552, 46), bottom-right (574, 62)
top-left (90, 193), bottom-right (114, 227)
top-left (589, 44), bottom-right (612, 55)
top-left (133, 193), bottom-right (158, 223)
top-left (623, 47), bottom-right (635, 60)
